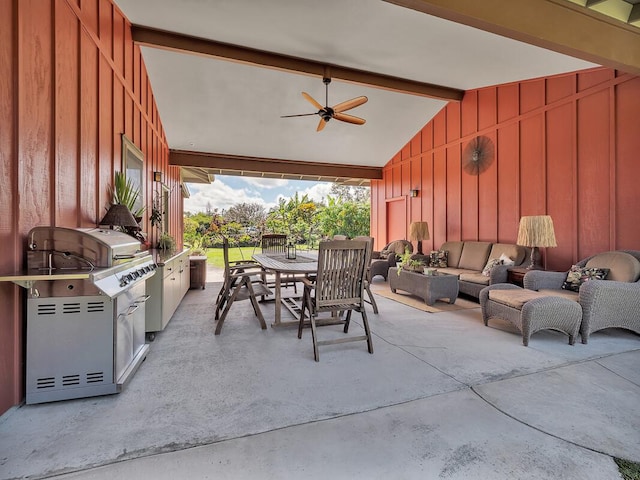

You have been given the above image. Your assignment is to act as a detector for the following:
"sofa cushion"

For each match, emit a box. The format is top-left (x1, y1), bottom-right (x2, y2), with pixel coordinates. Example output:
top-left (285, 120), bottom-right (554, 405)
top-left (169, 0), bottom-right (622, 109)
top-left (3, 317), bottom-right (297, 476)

top-left (488, 289), bottom-right (548, 309)
top-left (460, 272), bottom-right (490, 285)
top-left (458, 241), bottom-right (492, 271)
top-left (440, 241), bottom-right (464, 268)
top-left (488, 243), bottom-right (526, 266)
top-left (380, 240), bottom-right (412, 259)
top-left (585, 251), bottom-right (640, 283)
top-left (538, 289), bottom-right (580, 302)
top-left (429, 250), bottom-right (448, 268)
top-left (561, 265), bottom-right (609, 292)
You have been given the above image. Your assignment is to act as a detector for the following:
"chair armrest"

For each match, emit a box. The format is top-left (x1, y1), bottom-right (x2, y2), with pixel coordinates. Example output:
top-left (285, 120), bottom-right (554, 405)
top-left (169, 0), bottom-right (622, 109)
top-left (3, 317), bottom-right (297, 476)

top-left (489, 265), bottom-right (511, 284)
top-left (371, 251), bottom-right (382, 260)
top-left (523, 270), bottom-right (566, 291)
top-left (410, 254), bottom-right (430, 264)
top-left (579, 279), bottom-right (640, 311)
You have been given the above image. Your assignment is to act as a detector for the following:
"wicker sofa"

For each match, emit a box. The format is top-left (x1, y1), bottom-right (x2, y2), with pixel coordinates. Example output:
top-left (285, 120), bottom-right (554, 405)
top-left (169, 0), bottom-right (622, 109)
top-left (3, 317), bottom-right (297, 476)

top-left (414, 241), bottom-right (529, 299)
top-left (523, 250), bottom-right (640, 343)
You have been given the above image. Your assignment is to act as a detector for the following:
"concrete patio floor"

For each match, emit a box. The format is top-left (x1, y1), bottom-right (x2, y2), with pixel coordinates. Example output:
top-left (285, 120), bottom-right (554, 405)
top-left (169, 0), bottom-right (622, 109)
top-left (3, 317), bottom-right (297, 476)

top-left (1, 271), bottom-right (639, 479)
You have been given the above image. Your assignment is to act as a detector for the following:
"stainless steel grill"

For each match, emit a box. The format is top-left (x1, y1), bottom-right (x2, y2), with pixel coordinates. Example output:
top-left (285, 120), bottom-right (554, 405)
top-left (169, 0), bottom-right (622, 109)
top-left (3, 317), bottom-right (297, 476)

top-left (14, 226), bottom-right (157, 404)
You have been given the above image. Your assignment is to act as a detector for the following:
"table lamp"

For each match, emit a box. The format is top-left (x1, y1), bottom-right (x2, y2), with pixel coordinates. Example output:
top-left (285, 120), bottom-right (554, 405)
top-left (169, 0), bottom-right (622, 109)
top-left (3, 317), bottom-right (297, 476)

top-left (409, 221), bottom-right (430, 255)
top-left (516, 215), bottom-right (557, 270)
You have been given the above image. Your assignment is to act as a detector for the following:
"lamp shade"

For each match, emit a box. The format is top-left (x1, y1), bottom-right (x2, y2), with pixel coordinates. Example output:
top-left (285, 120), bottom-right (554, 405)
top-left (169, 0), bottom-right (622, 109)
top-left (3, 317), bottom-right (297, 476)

top-left (410, 221), bottom-right (430, 241)
top-left (409, 221), bottom-right (430, 256)
top-left (99, 204), bottom-right (139, 228)
top-left (516, 215), bottom-right (557, 247)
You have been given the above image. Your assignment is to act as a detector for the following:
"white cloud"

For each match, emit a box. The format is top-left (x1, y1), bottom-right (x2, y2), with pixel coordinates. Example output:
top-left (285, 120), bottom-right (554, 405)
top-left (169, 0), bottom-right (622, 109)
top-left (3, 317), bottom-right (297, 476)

top-left (298, 182), bottom-right (333, 203)
top-left (240, 177), bottom-right (289, 189)
top-left (184, 180), bottom-right (275, 213)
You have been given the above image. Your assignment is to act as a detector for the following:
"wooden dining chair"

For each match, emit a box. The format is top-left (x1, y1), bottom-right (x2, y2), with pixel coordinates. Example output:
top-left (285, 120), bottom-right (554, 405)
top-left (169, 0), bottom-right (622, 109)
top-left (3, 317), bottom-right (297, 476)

top-left (352, 235), bottom-right (379, 314)
top-left (297, 239), bottom-right (373, 361)
top-left (214, 235), bottom-right (272, 334)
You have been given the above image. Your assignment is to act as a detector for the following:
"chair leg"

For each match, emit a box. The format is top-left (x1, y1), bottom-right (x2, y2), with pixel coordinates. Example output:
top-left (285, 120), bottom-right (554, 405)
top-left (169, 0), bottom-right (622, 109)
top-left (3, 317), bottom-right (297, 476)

top-left (310, 314), bottom-right (319, 362)
top-left (215, 283), bottom-right (243, 335)
top-left (365, 283), bottom-right (378, 314)
top-left (343, 310), bottom-right (353, 333)
top-left (298, 286), bottom-right (311, 339)
top-left (246, 282), bottom-right (267, 330)
top-left (360, 309), bottom-right (374, 354)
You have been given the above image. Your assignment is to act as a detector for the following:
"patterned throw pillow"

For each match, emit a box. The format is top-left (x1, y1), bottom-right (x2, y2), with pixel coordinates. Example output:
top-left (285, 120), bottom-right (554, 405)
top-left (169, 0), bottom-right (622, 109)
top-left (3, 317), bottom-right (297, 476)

top-left (499, 253), bottom-right (515, 266)
top-left (482, 258), bottom-right (503, 276)
top-left (429, 250), bottom-right (448, 268)
top-left (561, 265), bottom-right (610, 292)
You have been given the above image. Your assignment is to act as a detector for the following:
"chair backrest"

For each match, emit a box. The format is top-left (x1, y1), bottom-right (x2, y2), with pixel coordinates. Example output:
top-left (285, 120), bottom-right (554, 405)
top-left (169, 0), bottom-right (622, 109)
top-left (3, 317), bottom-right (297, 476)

top-left (314, 240), bottom-right (370, 309)
top-left (352, 236), bottom-right (374, 263)
top-left (261, 234), bottom-right (287, 253)
top-left (220, 235), bottom-right (233, 278)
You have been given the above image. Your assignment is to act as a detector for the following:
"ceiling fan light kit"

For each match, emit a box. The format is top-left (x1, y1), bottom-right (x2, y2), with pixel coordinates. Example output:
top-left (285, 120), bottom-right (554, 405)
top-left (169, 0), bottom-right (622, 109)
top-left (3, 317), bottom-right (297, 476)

top-left (281, 77), bottom-right (367, 132)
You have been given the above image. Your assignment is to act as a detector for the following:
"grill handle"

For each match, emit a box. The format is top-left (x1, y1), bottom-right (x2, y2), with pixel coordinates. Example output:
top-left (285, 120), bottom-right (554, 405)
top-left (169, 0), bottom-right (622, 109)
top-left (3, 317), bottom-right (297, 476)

top-left (114, 254), bottom-right (136, 260)
top-left (118, 304), bottom-right (140, 318)
top-left (134, 295), bottom-right (151, 304)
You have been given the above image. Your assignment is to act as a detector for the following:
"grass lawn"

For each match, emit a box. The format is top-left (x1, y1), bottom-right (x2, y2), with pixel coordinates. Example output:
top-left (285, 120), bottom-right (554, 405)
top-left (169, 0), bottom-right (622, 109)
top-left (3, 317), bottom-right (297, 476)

top-left (205, 246), bottom-right (259, 269)
top-left (616, 458), bottom-right (640, 480)
top-left (203, 245), bottom-right (316, 269)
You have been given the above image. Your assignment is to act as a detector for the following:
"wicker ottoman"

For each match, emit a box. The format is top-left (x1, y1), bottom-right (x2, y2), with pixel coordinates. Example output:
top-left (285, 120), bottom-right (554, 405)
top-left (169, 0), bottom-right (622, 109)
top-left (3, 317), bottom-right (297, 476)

top-left (389, 267), bottom-right (459, 306)
top-left (479, 284), bottom-right (582, 346)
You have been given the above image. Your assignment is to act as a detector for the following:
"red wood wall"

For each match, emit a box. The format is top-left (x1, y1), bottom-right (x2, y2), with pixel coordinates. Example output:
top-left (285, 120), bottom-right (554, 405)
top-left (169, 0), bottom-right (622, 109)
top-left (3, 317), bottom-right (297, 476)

top-left (0, 0), bottom-right (180, 415)
top-left (372, 68), bottom-right (640, 271)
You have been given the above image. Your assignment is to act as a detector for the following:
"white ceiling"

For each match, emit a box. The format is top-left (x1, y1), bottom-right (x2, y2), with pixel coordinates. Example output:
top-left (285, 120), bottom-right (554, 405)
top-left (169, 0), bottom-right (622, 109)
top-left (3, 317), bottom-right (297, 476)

top-left (114, 0), bottom-right (597, 168)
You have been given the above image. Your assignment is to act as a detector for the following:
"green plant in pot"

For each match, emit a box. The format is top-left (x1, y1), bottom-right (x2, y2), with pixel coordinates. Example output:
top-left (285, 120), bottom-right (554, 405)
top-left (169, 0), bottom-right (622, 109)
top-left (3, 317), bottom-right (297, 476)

top-left (157, 232), bottom-right (176, 252)
top-left (397, 247), bottom-right (426, 275)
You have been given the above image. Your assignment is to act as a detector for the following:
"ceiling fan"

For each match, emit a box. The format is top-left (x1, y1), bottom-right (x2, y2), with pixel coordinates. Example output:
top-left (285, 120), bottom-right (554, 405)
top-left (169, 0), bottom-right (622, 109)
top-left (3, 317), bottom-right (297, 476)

top-left (281, 77), bottom-right (367, 132)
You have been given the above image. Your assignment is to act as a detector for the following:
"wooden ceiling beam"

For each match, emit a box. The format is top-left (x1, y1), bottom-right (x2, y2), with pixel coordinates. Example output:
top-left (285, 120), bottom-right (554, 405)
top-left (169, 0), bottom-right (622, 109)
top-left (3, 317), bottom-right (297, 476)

top-left (169, 150), bottom-right (383, 181)
top-left (385, 0), bottom-right (640, 76)
top-left (131, 25), bottom-right (464, 101)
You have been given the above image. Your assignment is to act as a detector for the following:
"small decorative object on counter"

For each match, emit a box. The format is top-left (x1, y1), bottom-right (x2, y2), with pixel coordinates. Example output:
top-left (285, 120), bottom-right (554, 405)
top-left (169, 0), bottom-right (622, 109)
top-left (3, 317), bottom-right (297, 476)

top-left (286, 242), bottom-right (297, 259)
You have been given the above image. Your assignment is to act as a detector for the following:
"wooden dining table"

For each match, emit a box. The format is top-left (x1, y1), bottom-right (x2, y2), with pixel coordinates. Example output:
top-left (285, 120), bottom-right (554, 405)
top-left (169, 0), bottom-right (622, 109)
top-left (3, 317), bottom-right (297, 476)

top-left (252, 252), bottom-right (318, 327)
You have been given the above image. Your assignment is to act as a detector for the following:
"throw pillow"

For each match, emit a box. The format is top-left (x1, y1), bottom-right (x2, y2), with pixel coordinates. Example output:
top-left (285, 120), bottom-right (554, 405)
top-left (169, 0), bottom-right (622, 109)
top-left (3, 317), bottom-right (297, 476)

top-left (429, 250), bottom-right (448, 268)
top-left (482, 258), bottom-right (503, 276)
top-left (561, 265), bottom-right (610, 292)
top-left (499, 253), bottom-right (515, 266)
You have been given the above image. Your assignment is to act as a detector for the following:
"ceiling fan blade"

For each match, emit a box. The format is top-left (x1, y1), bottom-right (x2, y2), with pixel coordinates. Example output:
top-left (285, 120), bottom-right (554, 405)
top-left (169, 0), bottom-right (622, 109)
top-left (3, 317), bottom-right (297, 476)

top-left (316, 118), bottom-right (328, 132)
top-left (333, 112), bottom-right (366, 125)
top-left (332, 96), bottom-right (368, 113)
top-left (280, 113), bottom-right (318, 118)
top-left (302, 92), bottom-right (324, 110)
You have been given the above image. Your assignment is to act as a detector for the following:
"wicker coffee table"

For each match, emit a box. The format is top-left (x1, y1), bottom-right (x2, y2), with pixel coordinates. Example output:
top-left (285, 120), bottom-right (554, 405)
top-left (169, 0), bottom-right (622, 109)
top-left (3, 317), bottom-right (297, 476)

top-left (389, 267), bottom-right (459, 306)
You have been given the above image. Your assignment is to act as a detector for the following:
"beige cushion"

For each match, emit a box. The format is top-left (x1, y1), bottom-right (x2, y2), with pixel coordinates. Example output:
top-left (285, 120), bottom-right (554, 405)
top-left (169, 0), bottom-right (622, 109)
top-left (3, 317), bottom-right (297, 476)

top-left (538, 289), bottom-right (580, 302)
top-left (488, 243), bottom-right (526, 266)
top-left (437, 267), bottom-right (475, 277)
top-left (458, 242), bottom-right (492, 271)
top-left (440, 241), bottom-right (464, 268)
top-left (585, 251), bottom-right (640, 283)
top-left (489, 289), bottom-right (548, 309)
top-left (459, 272), bottom-right (490, 285)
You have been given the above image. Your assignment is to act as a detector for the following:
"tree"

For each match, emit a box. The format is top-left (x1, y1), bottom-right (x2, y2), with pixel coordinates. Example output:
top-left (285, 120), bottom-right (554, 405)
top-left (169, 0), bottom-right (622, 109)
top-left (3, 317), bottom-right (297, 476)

top-left (224, 202), bottom-right (266, 227)
top-left (329, 184), bottom-right (370, 203)
top-left (316, 195), bottom-right (370, 239)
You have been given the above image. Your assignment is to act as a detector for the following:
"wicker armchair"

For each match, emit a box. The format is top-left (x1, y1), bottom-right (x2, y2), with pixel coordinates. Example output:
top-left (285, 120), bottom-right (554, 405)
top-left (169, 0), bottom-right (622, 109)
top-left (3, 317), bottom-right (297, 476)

top-left (370, 240), bottom-right (413, 281)
top-left (524, 250), bottom-right (640, 343)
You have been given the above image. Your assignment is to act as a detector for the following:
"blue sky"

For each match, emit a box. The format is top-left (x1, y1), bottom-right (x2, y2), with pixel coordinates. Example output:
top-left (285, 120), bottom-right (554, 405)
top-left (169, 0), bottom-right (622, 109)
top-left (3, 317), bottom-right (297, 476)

top-left (183, 175), bottom-right (334, 214)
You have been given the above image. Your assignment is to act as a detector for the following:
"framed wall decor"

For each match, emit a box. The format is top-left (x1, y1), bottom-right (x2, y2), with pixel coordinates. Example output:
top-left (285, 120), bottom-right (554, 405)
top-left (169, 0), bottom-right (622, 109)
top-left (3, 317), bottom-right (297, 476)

top-left (122, 134), bottom-right (145, 217)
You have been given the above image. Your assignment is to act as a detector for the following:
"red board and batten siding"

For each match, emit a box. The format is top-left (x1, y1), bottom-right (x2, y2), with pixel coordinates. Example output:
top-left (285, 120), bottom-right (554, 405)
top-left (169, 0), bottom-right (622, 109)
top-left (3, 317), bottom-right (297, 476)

top-left (371, 68), bottom-right (640, 272)
top-left (0, 0), bottom-right (175, 415)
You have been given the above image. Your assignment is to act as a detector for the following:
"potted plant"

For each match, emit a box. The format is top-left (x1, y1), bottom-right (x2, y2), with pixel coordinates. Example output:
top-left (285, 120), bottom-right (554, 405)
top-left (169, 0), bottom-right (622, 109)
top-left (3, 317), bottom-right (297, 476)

top-left (397, 247), bottom-right (426, 274)
top-left (157, 232), bottom-right (176, 252)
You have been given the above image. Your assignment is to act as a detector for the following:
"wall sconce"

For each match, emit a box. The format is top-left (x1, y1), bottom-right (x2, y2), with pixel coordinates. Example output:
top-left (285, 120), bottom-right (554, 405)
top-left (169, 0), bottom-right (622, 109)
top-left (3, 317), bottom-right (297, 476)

top-left (153, 171), bottom-right (162, 182)
top-left (410, 189), bottom-right (419, 197)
